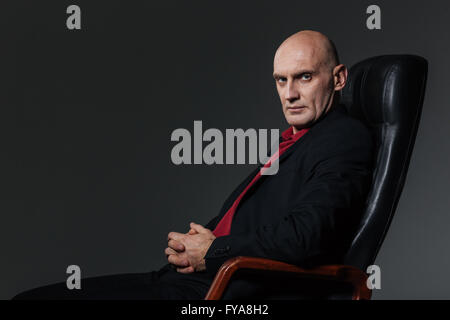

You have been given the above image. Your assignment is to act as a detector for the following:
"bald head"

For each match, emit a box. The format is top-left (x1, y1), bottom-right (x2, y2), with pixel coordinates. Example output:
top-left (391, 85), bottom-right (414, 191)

top-left (273, 30), bottom-right (347, 133)
top-left (275, 30), bottom-right (339, 70)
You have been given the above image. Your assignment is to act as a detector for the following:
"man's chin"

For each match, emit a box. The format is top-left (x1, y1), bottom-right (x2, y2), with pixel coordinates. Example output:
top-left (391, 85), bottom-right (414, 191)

top-left (286, 117), bottom-right (312, 130)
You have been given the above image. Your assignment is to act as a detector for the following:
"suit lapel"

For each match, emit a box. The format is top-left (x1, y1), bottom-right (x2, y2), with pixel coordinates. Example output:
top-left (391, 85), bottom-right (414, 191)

top-left (216, 130), bottom-right (310, 218)
top-left (216, 165), bottom-right (261, 217)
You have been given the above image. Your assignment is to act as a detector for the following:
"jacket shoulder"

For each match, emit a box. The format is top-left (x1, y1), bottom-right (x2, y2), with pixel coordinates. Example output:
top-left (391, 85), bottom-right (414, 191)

top-left (309, 106), bottom-right (373, 147)
top-left (300, 106), bottom-right (374, 166)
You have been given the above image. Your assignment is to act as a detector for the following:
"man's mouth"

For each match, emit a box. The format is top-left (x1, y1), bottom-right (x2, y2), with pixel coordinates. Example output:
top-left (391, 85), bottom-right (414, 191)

top-left (287, 106), bottom-right (306, 112)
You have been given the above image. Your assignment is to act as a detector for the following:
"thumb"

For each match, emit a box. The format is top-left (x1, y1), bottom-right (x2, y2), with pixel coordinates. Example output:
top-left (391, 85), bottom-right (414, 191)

top-left (187, 228), bottom-right (198, 235)
top-left (190, 222), bottom-right (208, 234)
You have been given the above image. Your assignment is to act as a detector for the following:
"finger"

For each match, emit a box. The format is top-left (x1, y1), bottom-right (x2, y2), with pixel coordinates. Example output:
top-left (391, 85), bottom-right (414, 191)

top-left (177, 266), bottom-right (195, 274)
top-left (165, 247), bottom-right (177, 256)
top-left (189, 222), bottom-right (208, 234)
top-left (187, 228), bottom-right (198, 235)
top-left (168, 239), bottom-right (185, 252)
top-left (167, 231), bottom-right (184, 242)
top-left (167, 254), bottom-right (189, 267)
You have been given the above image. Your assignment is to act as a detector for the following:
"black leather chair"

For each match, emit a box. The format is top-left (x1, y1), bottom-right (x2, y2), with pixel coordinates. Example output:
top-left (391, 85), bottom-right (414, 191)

top-left (204, 54), bottom-right (428, 300)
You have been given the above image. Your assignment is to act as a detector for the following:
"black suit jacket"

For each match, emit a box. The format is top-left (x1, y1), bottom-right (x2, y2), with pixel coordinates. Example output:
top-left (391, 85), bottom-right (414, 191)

top-left (161, 104), bottom-right (374, 298)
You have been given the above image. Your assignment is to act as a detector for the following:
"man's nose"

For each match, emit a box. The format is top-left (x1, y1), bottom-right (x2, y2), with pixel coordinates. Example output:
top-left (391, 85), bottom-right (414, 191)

top-left (285, 81), bottom-right (300, 102)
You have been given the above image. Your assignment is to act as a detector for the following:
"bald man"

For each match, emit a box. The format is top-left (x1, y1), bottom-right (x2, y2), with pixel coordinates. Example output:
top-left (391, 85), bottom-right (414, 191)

top-left (14, 30), bottom-right (373, 300)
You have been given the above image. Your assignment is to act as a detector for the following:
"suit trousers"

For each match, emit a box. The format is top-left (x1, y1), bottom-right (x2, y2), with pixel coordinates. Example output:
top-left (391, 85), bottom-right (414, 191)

top-left (12, 265), bottom-right (211, 300)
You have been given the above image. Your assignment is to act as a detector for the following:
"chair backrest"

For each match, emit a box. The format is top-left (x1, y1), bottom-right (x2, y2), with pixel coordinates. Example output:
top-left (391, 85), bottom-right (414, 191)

top-left (341, 55), bottom-right (428, 271)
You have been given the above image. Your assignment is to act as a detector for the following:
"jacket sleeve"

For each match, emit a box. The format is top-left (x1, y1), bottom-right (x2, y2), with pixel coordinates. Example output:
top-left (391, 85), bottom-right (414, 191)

top-left (203, 123), bottom-right (374, 276)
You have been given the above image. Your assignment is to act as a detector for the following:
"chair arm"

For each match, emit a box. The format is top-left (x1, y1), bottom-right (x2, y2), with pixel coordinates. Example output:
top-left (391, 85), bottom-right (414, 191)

top-left (204, 256), bottom-right (371, 300)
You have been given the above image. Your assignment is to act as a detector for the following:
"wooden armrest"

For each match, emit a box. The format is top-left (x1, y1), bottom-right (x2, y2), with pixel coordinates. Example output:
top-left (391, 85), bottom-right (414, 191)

top-left (204, 256), bottom-right (371, 300)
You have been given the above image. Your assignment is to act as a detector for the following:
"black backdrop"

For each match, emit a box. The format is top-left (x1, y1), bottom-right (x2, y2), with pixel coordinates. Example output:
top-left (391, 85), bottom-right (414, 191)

top-left (2, 0), bottom-right (449, 299)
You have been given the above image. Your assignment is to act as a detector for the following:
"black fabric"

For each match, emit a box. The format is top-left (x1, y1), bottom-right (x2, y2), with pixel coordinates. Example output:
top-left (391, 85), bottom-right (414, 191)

top-left (13, 264), bottom-right (210, 300)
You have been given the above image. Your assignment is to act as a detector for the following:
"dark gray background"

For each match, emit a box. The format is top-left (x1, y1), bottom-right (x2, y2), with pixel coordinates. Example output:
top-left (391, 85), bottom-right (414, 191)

top-left (2, 0), bottom-right (448, 299)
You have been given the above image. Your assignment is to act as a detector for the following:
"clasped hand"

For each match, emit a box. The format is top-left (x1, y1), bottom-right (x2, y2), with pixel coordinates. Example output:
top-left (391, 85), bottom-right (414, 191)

top-left (165, 222), bottom-right (216, 273)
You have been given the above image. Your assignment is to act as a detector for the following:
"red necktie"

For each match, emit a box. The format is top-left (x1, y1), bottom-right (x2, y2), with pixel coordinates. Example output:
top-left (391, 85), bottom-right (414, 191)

top-left (212, 127), bottom-right (309, 237)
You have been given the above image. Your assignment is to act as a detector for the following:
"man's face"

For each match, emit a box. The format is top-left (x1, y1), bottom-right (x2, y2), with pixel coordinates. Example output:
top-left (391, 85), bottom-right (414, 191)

top-left (273, 41), bottom-right (337, 131)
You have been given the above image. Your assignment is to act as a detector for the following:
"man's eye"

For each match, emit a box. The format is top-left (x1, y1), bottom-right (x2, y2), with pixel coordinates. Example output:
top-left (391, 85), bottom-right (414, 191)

top-left (301, 74), bottom-right (312, 80)
top-left (276, 78), bottom-right (287, 83)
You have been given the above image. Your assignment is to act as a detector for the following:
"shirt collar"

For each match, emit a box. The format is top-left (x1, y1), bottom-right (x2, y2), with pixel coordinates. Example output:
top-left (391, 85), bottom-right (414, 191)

top-left (281, 126), bottom-right (309, 142)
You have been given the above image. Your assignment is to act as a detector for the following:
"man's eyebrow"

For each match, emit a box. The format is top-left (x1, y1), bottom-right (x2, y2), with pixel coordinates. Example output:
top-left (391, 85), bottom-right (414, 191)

top-left (272, 73), bottom-right (284, 79)
top-left (294, 70), bottom-right (315, 76)
top-left (273, 70), bottom-right (315, 79)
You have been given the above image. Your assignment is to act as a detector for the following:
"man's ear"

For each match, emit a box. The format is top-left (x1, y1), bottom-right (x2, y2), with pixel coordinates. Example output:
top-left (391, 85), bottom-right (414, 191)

top-left (333, 64), bottom-right (348, 91)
